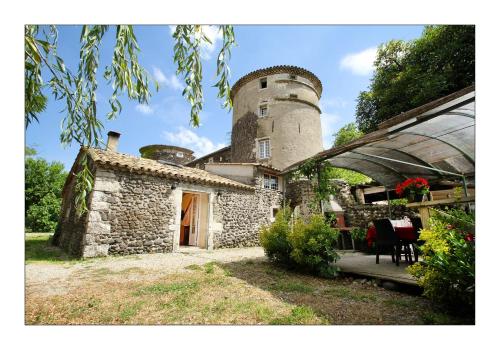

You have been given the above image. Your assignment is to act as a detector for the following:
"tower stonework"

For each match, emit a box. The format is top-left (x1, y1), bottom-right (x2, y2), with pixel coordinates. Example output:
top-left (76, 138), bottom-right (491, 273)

top-left (230, 65), bottom-right (324, 170)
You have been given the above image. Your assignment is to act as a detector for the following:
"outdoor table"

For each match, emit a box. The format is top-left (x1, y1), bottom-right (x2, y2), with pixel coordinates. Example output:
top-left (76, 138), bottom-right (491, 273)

top-left (366, 225), bottom-right (416, 248)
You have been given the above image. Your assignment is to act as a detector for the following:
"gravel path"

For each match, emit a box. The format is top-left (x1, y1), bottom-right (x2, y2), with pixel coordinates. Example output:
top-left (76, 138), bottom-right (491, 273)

top-left (26, 247), bottom-right (266, 296)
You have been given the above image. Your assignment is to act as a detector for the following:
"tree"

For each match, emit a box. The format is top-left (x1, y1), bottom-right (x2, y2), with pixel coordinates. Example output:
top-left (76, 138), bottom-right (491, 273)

top-left (25, 25), bottom-right (236, 214)
top-left (328, 123), bottom-right (371, 186)
top-left (25, 148), bottom-right (68, 232)
top-left (355, 25), bottom-right (475, 133)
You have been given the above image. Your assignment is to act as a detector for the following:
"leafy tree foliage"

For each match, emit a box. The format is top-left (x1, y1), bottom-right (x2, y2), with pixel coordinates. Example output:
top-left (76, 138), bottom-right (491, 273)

top-left (25, 25), bottom-right (236, 214)
top-left (355, 25), bottom-right (475, 133)
top-left (328, 123), bottom-right (372, 185)
top-left (25, 149), bottom-right (68, 232)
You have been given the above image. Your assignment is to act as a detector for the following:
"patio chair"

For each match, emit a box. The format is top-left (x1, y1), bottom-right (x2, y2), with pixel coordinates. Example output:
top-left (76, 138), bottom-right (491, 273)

top-left (373, 219), bottom-right (402, 266)
top-left (410, 217), bottom-right (423, 262)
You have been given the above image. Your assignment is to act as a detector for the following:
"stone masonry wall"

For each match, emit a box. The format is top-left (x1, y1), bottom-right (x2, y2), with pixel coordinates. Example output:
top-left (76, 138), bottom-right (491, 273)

top-left (53, 161), bottom-right (90, 257)
top-left (286, 178), bottom-right (417, 228)
top-left (213, 178), bottom-right (283, 249)
top-left (231, 111), bottom-right (258, 163)
top-left (82, 168), bottom-right (176, 257)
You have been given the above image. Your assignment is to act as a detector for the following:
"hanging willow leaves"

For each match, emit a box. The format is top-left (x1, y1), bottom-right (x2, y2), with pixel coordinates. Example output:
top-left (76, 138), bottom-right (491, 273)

top-left (25, 25), bottom-right (236, 215)
top-left (173, 25), bottom-right (236, 126)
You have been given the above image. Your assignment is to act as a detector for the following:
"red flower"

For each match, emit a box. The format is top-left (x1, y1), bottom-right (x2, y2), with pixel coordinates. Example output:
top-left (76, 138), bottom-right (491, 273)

top-left (446, 224), bottom-right (454, 230)
top-left (465, 233), bottom-right (474, 242)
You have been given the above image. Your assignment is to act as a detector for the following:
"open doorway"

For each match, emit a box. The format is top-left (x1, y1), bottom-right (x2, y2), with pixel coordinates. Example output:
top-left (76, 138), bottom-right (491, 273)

top-left (179, 192), bottom-right (209, 249)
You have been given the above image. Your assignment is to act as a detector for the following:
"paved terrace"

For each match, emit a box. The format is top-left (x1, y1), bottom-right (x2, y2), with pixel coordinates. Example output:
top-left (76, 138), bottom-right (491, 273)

top-left (336, 251), bottom-right (418, 285)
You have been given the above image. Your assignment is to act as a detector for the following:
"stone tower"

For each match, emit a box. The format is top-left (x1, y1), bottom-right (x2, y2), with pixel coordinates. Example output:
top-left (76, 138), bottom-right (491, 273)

top-left (230, 65), bottom-right (324, 170)
top-left (139, 145), bottom-right (195, 165)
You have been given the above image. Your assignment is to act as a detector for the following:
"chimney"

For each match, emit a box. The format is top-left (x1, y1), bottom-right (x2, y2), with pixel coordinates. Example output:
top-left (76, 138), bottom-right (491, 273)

top-left (106, 131), bottom-right (121, 152)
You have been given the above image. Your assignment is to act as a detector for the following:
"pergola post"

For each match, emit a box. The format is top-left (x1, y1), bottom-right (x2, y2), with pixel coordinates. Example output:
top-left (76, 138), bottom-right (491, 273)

top-left (386, 190), bottom-right (392, 219)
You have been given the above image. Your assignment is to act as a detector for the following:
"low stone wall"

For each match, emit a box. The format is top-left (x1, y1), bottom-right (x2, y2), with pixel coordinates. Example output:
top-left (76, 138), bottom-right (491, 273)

top-left (344, 204), bottom-right (417, 228)
top-left (286, 178), bottom-right (417, 228)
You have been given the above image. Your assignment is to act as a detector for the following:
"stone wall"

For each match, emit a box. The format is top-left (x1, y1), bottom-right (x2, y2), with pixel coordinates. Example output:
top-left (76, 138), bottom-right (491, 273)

top-left (231, 111), bottom-right (258, 163)
top-left (53, 160), bottom-right (90, 257)
top-left (57, 163), bottom-right (283, 257)
top-left (286, 178), bottom-right (417, 228)
top-left (213, 176), bottom-right (283, 248)
top-left (187, 147), bottom-right (232, 170)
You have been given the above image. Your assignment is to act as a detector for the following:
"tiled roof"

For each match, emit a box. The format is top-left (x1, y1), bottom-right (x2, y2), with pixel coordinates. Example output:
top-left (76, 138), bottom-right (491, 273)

top-left (86, 148), bottom-right (253, 190)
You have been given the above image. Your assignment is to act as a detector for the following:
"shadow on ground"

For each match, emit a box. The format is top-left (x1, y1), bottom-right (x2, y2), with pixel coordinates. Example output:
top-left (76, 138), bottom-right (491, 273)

top-left (217, 258), bottom-right (474, 325)
top-left (25, 234), bottom-right (79, 263)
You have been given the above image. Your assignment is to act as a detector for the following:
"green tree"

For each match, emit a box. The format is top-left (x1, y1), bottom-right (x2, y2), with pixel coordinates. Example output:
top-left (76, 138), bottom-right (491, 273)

top-left (25, 25), bottom-right (236, 214)
top-left (328, 123), bottom-right (371, 185)
top-left (355, 25), bottom-right (475, 133)
top-left (25, 148), bottom-right (68, 232)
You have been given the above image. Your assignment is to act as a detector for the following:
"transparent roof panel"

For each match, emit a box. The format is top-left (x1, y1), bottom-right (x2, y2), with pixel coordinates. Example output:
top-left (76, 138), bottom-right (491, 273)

top-left (285, 88), bottom-right (475, 189)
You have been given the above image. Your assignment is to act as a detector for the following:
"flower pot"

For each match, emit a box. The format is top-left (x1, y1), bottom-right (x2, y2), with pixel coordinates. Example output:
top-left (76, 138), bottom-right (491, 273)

top-left (407, 193), bottom-right (425, 203)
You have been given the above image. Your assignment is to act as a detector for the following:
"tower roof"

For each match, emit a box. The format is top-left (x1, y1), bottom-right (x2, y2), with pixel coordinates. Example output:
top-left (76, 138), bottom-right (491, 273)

top-left (230, 65), bottom-right (323, 100)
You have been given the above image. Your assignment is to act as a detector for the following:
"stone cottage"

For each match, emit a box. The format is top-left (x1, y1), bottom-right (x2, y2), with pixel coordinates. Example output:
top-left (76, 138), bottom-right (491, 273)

top-left (54, 132), bottom-right (282, 258)
top-left (55, 65), bottom-right (327, 258)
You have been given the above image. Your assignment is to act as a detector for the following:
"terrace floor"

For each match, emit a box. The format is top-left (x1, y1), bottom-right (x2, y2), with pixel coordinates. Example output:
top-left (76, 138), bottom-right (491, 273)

top-left (336, 251), bottom-right (418, 286)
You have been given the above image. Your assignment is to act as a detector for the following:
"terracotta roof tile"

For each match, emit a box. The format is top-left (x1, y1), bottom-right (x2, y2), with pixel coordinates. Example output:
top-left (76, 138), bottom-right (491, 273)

top-left (86, 148), bottom-right (253, 190)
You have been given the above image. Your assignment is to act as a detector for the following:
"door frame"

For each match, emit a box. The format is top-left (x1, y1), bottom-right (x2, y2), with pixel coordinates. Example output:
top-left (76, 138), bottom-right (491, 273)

top-left (179, 190), bottom-right (209, 249)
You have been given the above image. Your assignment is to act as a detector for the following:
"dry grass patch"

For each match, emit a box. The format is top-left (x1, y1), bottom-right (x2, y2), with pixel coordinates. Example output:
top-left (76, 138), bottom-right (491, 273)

top-left (25, 257), bottom-right (473, 325)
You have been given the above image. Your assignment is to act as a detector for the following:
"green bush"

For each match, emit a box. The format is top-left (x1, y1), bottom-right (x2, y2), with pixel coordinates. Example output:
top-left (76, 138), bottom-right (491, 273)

top-left (259, 208), bottom-right (294, 265)
top-left (259, 208), bottom-right (340, 277)
top-left (350, 227), bottom-right (366, 241)
top-left (289, 215), bottom-right (340, 277)
top-left (408, 208), bottom-right (474, 311)
top-left (26, 192), bottom-right (61, 232)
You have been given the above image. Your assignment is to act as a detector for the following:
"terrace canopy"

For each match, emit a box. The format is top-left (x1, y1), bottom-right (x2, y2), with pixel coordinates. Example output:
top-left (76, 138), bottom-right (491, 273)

top-left (283, 86), bottom-right (475, 190)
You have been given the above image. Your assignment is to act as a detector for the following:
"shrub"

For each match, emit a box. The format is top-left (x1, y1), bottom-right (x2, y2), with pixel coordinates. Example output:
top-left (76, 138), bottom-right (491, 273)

top-left (408, 208), bottom-right (474, 312)
top-left (350, 227), bottom-right (366, 241)
top-left (289, 215), bottom-right (340, 277)
top-left (259, 208), bottom-right (340, 278)
top-left (259, 208), bottom-right (294, 265)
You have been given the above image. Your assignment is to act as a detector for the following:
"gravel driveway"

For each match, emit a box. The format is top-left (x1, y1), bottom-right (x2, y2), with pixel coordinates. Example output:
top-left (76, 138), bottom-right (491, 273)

top-left (26, 247), bottom-right (267, 296)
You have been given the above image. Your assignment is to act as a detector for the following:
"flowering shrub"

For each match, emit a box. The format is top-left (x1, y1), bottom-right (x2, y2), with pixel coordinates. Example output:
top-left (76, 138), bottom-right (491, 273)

top-left (259, 208), bottom-right (340, 277)
top-left (408, 208), bottom-right (475, 311)
top-left (395, 177), bottom-right (430, 199)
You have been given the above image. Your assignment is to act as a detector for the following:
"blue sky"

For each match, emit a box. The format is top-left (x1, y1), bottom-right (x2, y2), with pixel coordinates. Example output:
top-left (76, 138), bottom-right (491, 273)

top-left (26, 25), bottom-right (425, 170)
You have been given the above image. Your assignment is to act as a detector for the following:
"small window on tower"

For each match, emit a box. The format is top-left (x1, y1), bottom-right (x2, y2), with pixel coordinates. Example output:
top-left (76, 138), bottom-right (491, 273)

top-left (258, 139), bottom-right (270, 159)
top-left (260, 78), bottom-right (267, 89)
top-left (259, 104), bottom-right (268, 117)
top-left (176, 152), bottom-right (184, 158)
top-left (289, 74), bottom-right (297, 80)
top-left (290, 93), bottom-right (298, 99)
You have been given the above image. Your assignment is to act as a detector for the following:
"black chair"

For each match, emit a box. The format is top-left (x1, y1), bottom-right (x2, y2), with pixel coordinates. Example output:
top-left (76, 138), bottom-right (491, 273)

top-left (410, 217), bottom-right (423, 262)
top-left (373, 219), bottom-right (403, 266)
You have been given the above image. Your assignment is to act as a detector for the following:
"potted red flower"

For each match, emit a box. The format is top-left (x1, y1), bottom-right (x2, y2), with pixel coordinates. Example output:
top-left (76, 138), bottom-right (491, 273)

top-left (395, 177), bottom-right (430, 203)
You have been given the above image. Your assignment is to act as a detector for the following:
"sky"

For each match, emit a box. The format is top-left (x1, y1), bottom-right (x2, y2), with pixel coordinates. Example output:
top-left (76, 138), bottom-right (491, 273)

top-left (26, 25), bottom-right (425, 170)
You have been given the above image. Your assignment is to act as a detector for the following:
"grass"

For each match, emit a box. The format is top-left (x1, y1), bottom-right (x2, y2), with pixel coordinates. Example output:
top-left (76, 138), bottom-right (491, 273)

top-left (25, 249), bottom-right (474, 325)
top-left (25, 233), bottom-right (79, 264)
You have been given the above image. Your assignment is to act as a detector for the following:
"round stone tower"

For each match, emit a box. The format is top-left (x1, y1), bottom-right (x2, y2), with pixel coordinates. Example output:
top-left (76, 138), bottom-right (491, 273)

top-left (230, 65), bottom-right (324, 170)
top-left (139, 145), bottom-right (195, 165)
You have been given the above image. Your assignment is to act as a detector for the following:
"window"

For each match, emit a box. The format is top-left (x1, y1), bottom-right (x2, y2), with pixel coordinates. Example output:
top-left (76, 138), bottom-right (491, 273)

top-left (208, 157), bottom-right (214, 163)
top-left (290, 93), bottom-right (298, 99)
top-left (259, 104), bottom-right (268, 117)
top-left (260, 78), bottom-right (267, 89)
top-left (263, 173), bottom-right (278, 190)
top-left (176, 152), bottom-right (184, 158)
top-left (258, 139), bottom-right (270, 159)
top-left (289, 74), bottom-right (297, 80)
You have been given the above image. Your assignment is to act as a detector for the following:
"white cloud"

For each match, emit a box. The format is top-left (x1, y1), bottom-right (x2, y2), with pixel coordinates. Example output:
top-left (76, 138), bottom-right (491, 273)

top-left (152, 66), bottom-right (183, 91)
top-left (135, 104), bottom-right (154, 115)
top-left (340, 47), bottom-right (377, 75)
top-left (163, 126), bottom-right (226, 157)
top-left (169, 25), bottom-right (222, 60)
top-left (321, 112), bottom-right (342, 149)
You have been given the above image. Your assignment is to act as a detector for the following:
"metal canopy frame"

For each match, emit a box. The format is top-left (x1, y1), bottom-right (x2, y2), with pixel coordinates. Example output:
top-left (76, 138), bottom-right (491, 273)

top-left (282, 86), bottom-right (475, 195)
